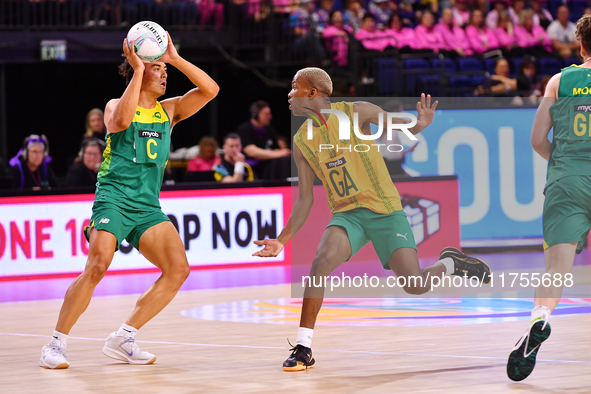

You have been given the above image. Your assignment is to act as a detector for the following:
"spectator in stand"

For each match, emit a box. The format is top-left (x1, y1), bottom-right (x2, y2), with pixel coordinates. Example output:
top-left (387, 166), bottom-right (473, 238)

top-left (198, 0), bottom-right (224, 31)
top-left (398, 0), bottom-right (416, 27)
top-left (531, 0), bottom-right (552, 29)
top-left (466, 8), bottom-right (500, 55)
top-left (435, 7), bottom-right (473, 56)
top-left (369, 0), bottom-right (396, 30)
top-left (485, 0), bottom-right (509, 30)
top-left (236, 100), bottom-right (291, 180)
top-left (495, 10), bottom-right (518, 53)
top-left (290, 0), bottom-right (326, 59)
top-left (414, 11), bottom-right (446, 53)
top-left (515, 9), bottom-right (552, 55)
top-left (213, 133), bottom-right (254, 182)
top-left (273, 0), bottom-right (292, 14)
top-left (313, 0), bottom-right (335, 34)
top-left (322, 10), bottom-right (353, 67)
top-left (186, 136), bottom-right (222, 172)
top-left (385, 12), bottom-right (418, 51)
top-left (516, 57), bottom-right (538, 96)
top-left (64, 138), bottom-right (105, 188)
top-left (355, 13), bottom-right (396, 51)
top-left (344, 0), bottom-right (366, 32)
top-left (547, 5), bottom-right (580, 59)
top-left (475, 58), bottom-right (517, 96)
top-left (509, 0), bottom-right (524, 26)
top-left (83, 108), bottom-right (106, 140)
top-left (452, 0), bottom-right (470, 27)
top-left (9, 134), bottom-right (58, 190)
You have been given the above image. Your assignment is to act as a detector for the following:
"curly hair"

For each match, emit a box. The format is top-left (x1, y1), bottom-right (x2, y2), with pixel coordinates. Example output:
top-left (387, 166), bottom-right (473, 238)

top-left (576, 14), bottom-right (591, 55)
top-left (118, 59), bottom-right (134, 85)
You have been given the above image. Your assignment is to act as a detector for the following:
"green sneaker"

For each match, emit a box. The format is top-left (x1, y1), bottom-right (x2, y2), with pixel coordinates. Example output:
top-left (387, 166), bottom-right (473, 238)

top-left (507, 320), bottom-right (551, 381)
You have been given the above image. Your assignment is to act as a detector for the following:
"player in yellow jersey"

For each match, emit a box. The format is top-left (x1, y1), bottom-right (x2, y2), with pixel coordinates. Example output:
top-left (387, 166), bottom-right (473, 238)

top-left (507, 14), bottom-right (591, 382)
top-left (253, 67), bottom-right (491, 371)
top-left (40, 34), bottom-right (219, 369)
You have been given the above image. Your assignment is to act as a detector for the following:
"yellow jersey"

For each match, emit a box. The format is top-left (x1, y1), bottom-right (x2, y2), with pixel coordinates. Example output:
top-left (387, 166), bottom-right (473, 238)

top-left (293, 101), bottom-right (403, 215)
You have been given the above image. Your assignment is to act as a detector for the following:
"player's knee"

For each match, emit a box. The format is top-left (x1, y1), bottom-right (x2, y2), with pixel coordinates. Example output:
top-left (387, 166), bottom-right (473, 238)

top-left (166, 263), bottom-right (190, 285)
top-left (310, 256), bottom-right (333, 278)
top-left (85, 261), bottom-right (109, 284)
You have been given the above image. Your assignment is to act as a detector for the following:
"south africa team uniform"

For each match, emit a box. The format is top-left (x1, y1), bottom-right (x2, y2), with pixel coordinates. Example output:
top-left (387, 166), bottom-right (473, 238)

top-left (294, 101), bottom-right (416, 268)
top-left (89, 102), bottom-right (171, 250)
top-left (543, 65), bottom-right (591, 253)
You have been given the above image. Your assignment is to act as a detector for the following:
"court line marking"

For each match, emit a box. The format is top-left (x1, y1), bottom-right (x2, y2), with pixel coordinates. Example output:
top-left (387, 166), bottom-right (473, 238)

top-left (4, 332), bottom-right (590, 364)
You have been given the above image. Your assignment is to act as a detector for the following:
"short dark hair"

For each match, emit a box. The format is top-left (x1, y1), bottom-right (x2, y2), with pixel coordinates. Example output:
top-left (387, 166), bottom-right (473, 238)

top-left (223, 132), bottom-right (241, 144)
top-left (576, 14), bottom-right (591, 55)
top-left (249, 100), bottom-right (270, 118)
top-left (362, 13), bottom-right (375, 22)
top-left (118, 59), bottom-right (134, 85)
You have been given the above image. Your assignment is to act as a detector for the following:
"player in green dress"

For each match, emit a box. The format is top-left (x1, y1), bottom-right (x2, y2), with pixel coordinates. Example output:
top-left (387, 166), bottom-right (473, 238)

top-left (40, 34), bottom-right (219, 369)
top-left (507, 15), bottom-right (591, 381)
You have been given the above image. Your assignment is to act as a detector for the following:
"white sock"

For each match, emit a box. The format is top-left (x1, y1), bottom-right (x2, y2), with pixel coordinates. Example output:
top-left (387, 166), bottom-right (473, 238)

top-left (530, 305), bottom-right (551, 326)
top-left (436, 257), bottom-right (455, 275)
top-left (116, 323), bottom-right (138, 337)
top-left (51, 330), bottom-right (68, 348)
top-left (296, 327), bottom-right (314, 348)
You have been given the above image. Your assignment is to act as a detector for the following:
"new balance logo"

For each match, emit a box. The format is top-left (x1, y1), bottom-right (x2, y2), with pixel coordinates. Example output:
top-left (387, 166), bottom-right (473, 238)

top-left (99, 218), bottom-right (110, 224)
top-left (397, 233), bottom-right (408, 241)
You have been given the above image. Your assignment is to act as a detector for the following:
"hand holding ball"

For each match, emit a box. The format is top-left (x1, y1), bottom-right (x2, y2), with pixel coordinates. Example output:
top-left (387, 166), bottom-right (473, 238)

top-left (127, 21), bottom-right (168, 62)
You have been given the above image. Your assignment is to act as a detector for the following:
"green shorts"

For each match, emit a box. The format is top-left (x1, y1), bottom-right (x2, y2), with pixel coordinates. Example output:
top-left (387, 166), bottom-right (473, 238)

top-left (543, 175), bottom-right (591, 254)
top-left (89, 202), bottom-right (170, 251)
top-left (328, 208), bottom-right (417, 269)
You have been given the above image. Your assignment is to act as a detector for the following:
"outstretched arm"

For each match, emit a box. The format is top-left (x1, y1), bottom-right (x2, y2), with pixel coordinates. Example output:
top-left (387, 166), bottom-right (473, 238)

top-left (531, 73), bottom-right (559, 161)
top-left (104, 39), bottom-right (145, 133)
top-left (160, 34), bottom-right (220, 127)
top-left (253, 144), bottom-right (315, 257)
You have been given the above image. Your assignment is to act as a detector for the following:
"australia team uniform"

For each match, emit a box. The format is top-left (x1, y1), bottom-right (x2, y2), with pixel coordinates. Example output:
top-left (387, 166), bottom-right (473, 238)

top-left (294, 101), bottom-right (416, 268)
top-left (544, 65), bottom-right (591, 252)
top-left (88, 102), bottom-right (172, 250)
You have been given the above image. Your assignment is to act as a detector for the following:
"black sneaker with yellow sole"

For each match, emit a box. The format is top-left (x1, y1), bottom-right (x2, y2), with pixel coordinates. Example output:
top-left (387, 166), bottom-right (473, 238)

top-left (283, 344), bottom-right (315, 372)
top-left (440, 246), bottom-right (492, 284)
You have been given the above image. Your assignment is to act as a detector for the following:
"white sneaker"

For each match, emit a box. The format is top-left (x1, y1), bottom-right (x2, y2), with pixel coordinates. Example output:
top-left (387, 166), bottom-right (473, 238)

top-left (102, 332), bottom-right (156, 365)
top-left (39, 340), bottom-right (70, 369)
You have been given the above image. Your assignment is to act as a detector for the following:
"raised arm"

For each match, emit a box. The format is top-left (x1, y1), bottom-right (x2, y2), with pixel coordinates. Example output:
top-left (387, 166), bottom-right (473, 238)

top-left (253, 143), bottom-right (315, 257)
top-left (531, 73), bottom-right (559, 161)
top-left (104, 39), bottom-right (145, 133)
top-left (160, 34), bottom-right (220, 127)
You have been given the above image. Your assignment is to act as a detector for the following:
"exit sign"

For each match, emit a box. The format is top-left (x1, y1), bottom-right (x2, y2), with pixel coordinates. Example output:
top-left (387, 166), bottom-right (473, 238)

top-left (40, 40), bottom-right (67, 61)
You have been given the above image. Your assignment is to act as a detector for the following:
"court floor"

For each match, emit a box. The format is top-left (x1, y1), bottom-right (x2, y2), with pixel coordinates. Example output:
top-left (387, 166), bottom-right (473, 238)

top-left (1, 252), bottom-right (590, 394)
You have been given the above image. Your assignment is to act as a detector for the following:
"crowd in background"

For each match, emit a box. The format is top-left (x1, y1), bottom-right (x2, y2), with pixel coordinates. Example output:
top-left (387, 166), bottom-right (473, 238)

top-left (0, 101), bottom-right (295, 191)
top-left (272, 0), bottom-right (583, 67)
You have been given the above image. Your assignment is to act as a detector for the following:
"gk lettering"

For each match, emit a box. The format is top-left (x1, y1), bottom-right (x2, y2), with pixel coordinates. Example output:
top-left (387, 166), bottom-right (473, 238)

top-left (306, 110), bottom-right (418, 141)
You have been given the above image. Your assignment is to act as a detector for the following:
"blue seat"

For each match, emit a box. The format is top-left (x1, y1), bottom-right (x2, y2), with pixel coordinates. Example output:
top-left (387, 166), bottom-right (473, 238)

top-left (374, 58), bottom-right (402, 96)
top-left (419, 74), bottom-right (441, 97)
top-left (539, 57), bottom-right (564, 77)
top-left (511, 57), bottom-right (523, 75)
top-left (564, 57), bottom-right (580, 67)
top-left (448, 76), bottom-right (473, 97)
top-left (403, 58), bottom-right (431, 95)
top-left (457, 57), bottom-right (483, 72)
top-left (484, 57), bottom-right (497, 74)
top-left (572, 0), bottom-right (587, 22)
top-left (431, 57), bottom-right (457, 73)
